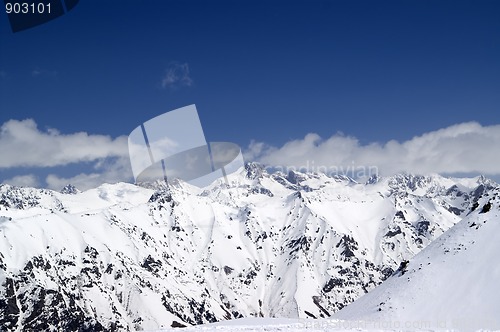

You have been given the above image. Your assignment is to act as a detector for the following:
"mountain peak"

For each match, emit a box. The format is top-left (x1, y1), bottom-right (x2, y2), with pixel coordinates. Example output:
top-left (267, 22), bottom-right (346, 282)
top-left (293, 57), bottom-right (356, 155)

top-left (60, 184), bottom-right (80, 195)
top-left (244, 162), bottom-right (266, 180)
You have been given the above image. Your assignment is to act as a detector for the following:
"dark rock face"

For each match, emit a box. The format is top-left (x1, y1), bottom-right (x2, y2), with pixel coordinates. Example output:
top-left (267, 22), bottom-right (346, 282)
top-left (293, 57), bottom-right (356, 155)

top-left (0, 266), bottom-right (107, 332)
top-left (336, 235), bottom-right (358, 259)
top-left (61, 184), bottom-right (80, 195)
top-left (0, 278), bottom-right (19, 330)
top-left (480, 201), bottom-right (492, 213)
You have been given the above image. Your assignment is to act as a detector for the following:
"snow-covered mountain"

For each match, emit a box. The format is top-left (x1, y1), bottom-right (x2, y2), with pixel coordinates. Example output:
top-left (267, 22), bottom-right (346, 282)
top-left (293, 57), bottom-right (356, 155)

top-left (0, 164), bottom-right (496, 331)
top-left (333, 183), bottom-right (500, 331)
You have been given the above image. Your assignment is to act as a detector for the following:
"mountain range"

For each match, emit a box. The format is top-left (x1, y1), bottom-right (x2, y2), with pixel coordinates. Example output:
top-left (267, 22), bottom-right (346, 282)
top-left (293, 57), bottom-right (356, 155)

top-left (0, 163), bottom-right (497, 331)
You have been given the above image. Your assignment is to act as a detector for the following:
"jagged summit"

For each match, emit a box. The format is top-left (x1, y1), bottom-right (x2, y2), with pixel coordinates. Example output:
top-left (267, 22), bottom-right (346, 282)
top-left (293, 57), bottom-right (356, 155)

top-left (136, 178), bottom-right (169, 191)
top-left (134, 162), bottom-right (499, 198)
top-left (60, 184), bottom-right (80, 195)
top-left (244, 161), bottom-right (266, 180)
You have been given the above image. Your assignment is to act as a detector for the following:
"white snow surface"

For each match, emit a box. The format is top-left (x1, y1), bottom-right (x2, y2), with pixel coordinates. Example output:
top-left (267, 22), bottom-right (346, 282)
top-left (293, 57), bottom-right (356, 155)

top-left (149, 317), bottom-right (499, 332)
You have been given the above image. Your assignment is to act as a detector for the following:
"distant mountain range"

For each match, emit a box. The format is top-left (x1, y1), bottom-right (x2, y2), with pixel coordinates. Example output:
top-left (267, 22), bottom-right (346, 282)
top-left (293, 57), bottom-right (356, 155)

top-left (0, 164), bottom-right (497, 331)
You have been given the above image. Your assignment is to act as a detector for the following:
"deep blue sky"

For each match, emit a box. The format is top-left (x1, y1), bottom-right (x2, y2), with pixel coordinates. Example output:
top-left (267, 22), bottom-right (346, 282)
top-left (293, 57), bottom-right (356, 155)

top-left (0, 0), bottom-right (500, 187)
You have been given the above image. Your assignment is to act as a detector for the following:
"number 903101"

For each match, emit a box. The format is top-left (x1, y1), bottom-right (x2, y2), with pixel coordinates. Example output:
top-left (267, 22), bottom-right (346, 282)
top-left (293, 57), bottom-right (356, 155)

top-left (6, 2), bottom-right (52, 14)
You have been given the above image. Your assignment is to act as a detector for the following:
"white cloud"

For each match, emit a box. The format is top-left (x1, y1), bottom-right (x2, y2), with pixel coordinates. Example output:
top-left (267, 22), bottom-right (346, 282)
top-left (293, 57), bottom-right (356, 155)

top-left (0, 119), bottom-right (133, 190)
top-left (2, 174), bottom-right (39, 187)
top-left (0, 119), bottom-right (129, 168)
top-left (247, 122), bottom-right (500, 177)
top-left (3, 119), bottom-right (499, 191)
top-left (161, 62), bottom-right (193, 89)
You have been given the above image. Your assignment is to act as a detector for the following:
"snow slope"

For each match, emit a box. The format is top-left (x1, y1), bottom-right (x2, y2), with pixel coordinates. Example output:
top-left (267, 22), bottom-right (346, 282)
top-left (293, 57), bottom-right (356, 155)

top-left (0, 164), bottom-right (496, 331)
top-left (334, 187), bottom-right (500, 331)
top-left (151, 317), bottom-right (362, 332)
top-left (150, 316), bottom-right (495, 332)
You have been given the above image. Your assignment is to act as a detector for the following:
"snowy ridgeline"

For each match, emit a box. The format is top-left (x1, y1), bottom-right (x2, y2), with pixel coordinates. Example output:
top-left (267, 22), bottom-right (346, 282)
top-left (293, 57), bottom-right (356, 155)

top-left (0, 164), bottom-right (498, 331)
